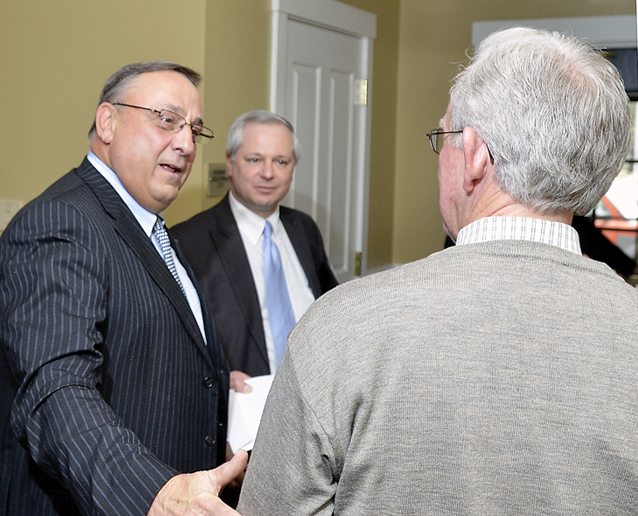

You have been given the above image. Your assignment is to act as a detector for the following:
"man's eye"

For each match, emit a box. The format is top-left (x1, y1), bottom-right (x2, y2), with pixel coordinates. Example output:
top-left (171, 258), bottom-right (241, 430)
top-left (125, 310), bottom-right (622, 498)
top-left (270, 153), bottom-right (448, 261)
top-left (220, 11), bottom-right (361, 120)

top-left (191, 125), bottom-right (203, 137)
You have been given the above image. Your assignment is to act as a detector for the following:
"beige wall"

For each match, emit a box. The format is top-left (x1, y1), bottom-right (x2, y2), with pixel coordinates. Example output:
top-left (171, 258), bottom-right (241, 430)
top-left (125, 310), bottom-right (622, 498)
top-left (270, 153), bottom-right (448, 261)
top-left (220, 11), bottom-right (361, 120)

top-left (394, 0), bottom-right (636, 264)
top-left (0, 0), bottom-right (206, 213)
top-left (163, 0), bottom-right (272, 224)
top-left (1, 1), bottom-right (635, 270)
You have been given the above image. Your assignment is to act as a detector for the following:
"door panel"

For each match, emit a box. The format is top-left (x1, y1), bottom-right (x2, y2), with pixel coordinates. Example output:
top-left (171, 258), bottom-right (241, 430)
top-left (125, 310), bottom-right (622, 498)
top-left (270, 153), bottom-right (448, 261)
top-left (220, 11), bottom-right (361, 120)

top-left (284, 19), bottom-right (361, 280)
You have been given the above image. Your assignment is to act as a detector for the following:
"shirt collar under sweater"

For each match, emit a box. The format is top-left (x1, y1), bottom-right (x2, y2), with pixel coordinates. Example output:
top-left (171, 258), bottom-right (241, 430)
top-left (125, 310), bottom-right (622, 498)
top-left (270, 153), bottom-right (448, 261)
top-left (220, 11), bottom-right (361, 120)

top-left (455, 217), bottom-right (581, 255)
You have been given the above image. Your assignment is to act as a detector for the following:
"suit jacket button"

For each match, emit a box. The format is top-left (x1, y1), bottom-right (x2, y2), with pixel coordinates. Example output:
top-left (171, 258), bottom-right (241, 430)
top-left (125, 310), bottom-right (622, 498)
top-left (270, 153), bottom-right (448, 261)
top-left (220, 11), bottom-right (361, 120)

top-left (202, 377), bottom-right (214, 389)
top-left (205, 435), bottom-right (217, 447)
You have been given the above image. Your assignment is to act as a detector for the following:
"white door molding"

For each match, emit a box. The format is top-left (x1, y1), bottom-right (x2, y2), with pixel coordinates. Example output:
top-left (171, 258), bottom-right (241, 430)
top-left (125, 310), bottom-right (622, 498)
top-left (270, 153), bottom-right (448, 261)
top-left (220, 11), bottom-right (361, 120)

top-left (270, 0), bottom-right (377, 279)
top-left (271, 0), bottom-right (376, 116)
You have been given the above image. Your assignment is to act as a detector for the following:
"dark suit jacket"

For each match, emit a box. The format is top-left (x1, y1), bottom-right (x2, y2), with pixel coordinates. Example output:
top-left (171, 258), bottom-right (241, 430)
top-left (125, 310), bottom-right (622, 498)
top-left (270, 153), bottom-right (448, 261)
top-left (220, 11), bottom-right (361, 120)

top-left (0, 158), bottom-right (229, 515)
top-left (171, 193), bottom-right (338, 377)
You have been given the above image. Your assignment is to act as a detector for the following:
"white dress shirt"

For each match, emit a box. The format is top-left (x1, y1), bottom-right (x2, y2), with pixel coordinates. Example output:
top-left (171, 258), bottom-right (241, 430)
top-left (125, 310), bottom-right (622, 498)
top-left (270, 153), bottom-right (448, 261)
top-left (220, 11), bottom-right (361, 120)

top-left (229, 191), bottom-right (315, 372)
top-left (87, 152), bottom-right (207, 342)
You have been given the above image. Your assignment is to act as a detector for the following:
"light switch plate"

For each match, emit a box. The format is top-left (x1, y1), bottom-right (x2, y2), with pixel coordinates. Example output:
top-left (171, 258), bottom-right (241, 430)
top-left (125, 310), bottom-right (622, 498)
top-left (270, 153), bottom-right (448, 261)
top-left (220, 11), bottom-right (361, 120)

top-left (0, 199), bottom-right (23, 231)
top-left (207, 163), bottom-right (230, 197)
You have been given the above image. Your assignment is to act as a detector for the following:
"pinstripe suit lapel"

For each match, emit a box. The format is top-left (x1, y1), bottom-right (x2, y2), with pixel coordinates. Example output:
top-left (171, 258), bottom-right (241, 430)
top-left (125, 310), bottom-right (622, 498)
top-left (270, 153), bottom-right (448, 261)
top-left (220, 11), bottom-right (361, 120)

top-left (76, 159), bottom-right (213, 366)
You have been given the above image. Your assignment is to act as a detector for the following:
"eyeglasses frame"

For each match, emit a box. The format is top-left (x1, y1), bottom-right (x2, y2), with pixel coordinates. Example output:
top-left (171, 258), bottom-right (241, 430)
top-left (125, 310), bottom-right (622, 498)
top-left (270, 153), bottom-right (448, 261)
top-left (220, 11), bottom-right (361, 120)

top-left (426, 127), bottom-right (494, 164)
top-left (111, 102), bottom-right (214, 143)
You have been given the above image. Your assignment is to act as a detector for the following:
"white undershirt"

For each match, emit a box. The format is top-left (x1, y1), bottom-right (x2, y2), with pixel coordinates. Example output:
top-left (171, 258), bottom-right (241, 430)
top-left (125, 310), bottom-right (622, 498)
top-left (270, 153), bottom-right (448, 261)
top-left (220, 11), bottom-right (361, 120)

top-left (229, 191), bottom-right (315, 372)
top-left (87, 152), bottom-right (207, 342)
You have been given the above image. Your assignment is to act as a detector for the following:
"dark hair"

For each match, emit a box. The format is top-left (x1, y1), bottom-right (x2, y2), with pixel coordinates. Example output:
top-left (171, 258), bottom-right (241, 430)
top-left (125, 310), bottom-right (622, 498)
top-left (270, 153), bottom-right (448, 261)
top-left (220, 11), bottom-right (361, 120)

top-left (88, 61), bottom-right (201, 138)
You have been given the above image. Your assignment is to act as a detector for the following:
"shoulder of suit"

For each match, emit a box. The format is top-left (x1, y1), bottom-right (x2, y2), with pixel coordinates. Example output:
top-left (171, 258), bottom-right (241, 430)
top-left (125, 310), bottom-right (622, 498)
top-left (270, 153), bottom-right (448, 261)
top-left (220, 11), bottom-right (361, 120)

top-left (171, 200), bottom-right (228, 237)
top-left (280, 205), bottom-right (316, 226)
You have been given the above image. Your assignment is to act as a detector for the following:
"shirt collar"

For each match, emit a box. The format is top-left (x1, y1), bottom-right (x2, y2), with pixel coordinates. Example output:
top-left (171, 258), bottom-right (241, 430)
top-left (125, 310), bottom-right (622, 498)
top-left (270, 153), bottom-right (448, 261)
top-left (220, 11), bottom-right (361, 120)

top-left (455, 216), bottom-right (581, 255)
top-left (87, 152), bottom-right (157, 237)
top-left (228, 190), bottom-right (281, 244)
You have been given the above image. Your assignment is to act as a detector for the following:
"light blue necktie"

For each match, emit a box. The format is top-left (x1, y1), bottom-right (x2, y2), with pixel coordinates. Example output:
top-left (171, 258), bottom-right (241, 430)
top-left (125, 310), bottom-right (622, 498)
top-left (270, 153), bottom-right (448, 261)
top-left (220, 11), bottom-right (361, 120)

top-left (263, 221), bottom-right (296, 367)
top-left (153, 216), bottom-right (186, 298)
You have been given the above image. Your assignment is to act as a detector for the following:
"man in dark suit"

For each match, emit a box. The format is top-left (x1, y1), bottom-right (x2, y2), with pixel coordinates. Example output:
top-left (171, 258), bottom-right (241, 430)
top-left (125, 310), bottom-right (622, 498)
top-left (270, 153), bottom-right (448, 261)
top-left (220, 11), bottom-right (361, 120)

top-left (171, 110), bottom-right (338, 389)
top-left (0, 62), bottom-right (245, 515)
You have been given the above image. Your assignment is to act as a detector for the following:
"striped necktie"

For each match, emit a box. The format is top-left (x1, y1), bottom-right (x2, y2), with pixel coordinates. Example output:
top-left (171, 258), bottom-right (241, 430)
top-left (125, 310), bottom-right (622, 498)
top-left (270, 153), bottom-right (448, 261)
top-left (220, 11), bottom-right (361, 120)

top-left (153, 216), bottom-right (186, 297)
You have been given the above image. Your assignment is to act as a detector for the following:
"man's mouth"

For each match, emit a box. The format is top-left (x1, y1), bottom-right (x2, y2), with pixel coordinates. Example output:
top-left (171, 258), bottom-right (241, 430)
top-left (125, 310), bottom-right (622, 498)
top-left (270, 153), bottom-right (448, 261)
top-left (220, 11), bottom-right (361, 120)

top-left (161, 163), bottom-right (183, 174)
top-left (256, 185), bottom-right (276, 192)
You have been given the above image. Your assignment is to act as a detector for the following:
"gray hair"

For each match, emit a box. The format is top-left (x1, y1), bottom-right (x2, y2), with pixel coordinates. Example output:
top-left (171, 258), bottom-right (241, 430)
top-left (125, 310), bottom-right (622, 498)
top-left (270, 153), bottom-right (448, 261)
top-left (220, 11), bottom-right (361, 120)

top-left (449, 26), bottom-right (631, 215)
top-left (226, 110), bottom-right (300, 164)
top-left (88, 61), bottom-right (201, 139)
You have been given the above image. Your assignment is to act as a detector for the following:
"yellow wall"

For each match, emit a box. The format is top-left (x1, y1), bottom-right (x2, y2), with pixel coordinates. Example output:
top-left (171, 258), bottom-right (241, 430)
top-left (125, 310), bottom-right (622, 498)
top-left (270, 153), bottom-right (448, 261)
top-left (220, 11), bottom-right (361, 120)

top-left (394, 0), bottom-right (637, 264)
top-left (0, 0), bottom-right (206, 212)
top-left (163, 0), bottom-right (272, 223)
top-left (1, 1), bottom-right (635, 270)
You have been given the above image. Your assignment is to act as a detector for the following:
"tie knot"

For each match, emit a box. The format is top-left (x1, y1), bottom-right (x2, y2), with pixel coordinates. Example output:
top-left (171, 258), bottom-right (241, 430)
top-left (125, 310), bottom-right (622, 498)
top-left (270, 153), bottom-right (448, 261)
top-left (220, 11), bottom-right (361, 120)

top-left (154, 216), bottom-right (165, 234)
top-left (264, 220), bottom-right (273, 238)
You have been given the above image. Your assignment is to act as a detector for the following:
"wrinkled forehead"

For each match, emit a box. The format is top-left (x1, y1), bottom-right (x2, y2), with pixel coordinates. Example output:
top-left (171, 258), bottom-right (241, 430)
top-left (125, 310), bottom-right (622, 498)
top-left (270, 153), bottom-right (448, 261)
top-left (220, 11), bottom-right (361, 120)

top-left (121, 71), bottom-right (202, 114)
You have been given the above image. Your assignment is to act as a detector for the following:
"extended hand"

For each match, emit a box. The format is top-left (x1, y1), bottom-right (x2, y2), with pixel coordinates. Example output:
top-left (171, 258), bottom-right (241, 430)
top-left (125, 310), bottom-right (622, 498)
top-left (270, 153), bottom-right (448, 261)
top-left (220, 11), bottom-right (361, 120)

top-left (147, 450), bottom-right (248, 515)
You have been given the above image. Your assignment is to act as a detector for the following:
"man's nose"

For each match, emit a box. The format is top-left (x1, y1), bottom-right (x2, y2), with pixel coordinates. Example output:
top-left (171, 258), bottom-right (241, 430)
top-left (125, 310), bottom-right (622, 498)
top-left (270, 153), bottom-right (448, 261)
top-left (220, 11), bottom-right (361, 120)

top-left (261, 160), bottom-right (275, 178)
top-left (172, 125), bottom-right (197, 155)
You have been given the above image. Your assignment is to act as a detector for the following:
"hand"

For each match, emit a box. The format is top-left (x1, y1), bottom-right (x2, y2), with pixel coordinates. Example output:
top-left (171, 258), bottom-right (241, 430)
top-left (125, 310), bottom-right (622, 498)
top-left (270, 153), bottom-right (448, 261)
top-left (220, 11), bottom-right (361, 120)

top-left (147, 450), bottom-right (248, 515)
top-left (230, 370), bottom-right (252, 393)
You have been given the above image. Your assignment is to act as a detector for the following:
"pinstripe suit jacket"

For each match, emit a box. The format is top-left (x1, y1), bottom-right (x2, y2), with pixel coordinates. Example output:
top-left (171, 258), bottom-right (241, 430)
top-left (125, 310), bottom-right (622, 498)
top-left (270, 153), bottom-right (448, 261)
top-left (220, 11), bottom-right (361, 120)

top-left (171, 193), bottom-right (339, 377)
top-left (0, 158), bottom-right (229, 515)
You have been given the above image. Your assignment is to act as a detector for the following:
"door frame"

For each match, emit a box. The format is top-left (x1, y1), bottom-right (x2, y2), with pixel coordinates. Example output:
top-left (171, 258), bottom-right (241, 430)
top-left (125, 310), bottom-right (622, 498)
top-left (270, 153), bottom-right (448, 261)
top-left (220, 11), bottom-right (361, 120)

top-left (270, 0), bottom-right (376, 277)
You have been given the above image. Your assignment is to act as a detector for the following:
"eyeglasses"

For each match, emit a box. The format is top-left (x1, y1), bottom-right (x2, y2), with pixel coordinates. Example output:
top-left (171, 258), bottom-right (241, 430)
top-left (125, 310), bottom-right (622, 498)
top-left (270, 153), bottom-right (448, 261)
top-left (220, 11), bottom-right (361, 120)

top-left (426, 127), bottom-right (495, 164)
top-left (112, 102), bottom-right (214, 144)
top-left (426, 128), bottom-right (463, 154)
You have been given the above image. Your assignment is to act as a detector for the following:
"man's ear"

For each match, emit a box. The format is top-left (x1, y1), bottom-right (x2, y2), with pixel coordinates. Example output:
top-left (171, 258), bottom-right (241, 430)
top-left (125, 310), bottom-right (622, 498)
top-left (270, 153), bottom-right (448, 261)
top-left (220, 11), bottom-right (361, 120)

top-left (226, 155), bottom-right (234, 179)
top-left (461, 127), bottom-right (492, 194)
top-left (94, 102), bottom-right (117, 144)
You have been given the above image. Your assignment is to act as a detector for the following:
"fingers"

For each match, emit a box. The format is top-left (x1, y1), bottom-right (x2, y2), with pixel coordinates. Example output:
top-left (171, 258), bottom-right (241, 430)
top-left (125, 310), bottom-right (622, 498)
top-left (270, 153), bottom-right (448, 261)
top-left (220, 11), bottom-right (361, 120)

top-left (229, 370), bottom-right (253, 393)
top-left (209, 449), bottom-right (249, 493)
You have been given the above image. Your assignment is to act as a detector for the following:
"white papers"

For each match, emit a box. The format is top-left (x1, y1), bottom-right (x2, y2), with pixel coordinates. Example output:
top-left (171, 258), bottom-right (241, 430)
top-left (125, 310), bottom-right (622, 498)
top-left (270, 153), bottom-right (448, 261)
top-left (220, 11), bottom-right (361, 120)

top-left (227, 374), bottom-right (274, 453)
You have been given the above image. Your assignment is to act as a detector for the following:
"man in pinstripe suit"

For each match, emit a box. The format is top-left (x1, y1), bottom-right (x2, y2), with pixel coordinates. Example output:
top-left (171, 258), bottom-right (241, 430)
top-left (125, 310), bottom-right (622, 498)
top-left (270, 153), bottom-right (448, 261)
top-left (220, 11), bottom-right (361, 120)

top-left (0, 62), bottom-right (245, 515)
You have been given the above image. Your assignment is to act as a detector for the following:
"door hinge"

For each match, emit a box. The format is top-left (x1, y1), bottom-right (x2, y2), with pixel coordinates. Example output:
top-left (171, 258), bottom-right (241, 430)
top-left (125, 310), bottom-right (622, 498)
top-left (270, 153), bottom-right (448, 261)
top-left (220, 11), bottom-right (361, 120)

top-left (354, 252), bottom-right (362, 277)
top-left (355, 79), bottom-right (368, 106)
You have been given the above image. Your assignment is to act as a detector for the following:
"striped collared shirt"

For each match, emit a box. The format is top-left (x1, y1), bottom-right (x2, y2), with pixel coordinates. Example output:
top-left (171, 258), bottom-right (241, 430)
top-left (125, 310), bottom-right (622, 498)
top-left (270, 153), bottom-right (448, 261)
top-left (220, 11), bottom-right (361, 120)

top-left (455, 217), bottom-right (581, 255)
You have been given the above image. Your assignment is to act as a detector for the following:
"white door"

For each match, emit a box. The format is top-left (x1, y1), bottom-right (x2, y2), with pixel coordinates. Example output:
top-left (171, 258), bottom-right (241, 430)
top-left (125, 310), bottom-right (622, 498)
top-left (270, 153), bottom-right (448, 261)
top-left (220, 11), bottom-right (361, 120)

top-left (271, 0), bottom-right (376, 282)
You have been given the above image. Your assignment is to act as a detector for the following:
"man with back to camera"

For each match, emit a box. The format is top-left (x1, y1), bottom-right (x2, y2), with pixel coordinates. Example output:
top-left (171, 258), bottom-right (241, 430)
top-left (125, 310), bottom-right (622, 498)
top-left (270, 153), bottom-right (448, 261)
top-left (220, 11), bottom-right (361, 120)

top-left (236, 27), bottom-right (638, 514)
top-left (0, 61), bottom-right (246, 515)
top-left (171, 110), bottom-right (338, 392)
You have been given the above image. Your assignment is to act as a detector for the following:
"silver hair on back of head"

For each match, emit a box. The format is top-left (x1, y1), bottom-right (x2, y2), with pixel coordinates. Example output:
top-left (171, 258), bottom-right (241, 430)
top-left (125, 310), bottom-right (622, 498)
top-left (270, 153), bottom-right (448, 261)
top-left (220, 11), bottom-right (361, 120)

top-left (449, 26), bottom-right (631, 215)
top-left (226, 110), bottom-right (300, 164)
top-left (88, 61), bottom-right (201, 139)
